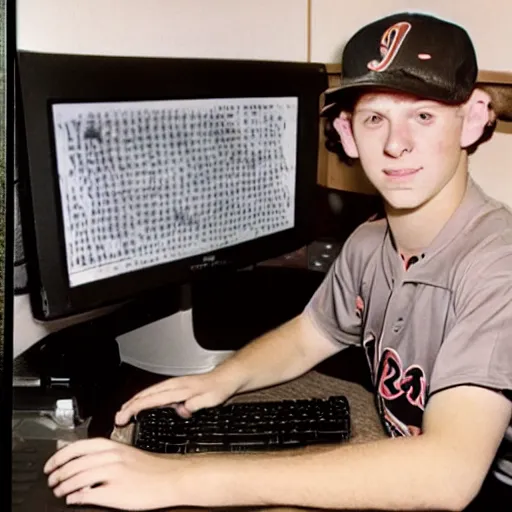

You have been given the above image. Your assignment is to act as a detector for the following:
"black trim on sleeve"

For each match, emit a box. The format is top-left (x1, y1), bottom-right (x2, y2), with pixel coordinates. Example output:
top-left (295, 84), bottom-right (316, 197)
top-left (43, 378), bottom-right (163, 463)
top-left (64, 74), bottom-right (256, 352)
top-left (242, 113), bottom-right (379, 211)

top-left (429, 382), bottom-right (512, 401)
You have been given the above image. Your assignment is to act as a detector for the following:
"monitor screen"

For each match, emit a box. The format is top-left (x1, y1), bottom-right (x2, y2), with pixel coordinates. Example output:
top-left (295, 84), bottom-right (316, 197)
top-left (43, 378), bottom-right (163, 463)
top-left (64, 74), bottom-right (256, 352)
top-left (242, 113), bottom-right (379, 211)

top-left (16, 51), bottom-right (327, 320)
top-left (52, 97), bottom-right (298, 287)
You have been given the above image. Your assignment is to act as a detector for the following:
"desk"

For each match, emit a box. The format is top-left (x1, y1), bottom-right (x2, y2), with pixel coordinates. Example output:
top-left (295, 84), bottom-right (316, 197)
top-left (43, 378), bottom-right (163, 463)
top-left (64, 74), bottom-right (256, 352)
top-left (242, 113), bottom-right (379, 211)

top-left (15, 370), bottom-right (385, 512)
top-left (16, 367), bottom-right (510, 512)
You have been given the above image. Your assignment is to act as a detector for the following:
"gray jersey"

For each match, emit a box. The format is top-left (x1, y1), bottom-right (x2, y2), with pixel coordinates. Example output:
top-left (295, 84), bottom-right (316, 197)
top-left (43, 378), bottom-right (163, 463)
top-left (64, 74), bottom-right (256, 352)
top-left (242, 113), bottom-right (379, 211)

top-left (306, 178), bottom-right (512, 437)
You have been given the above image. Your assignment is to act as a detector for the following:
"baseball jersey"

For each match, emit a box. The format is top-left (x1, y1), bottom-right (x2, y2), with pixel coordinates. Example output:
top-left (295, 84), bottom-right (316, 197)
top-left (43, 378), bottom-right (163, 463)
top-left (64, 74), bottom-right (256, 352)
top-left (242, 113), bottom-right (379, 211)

top-left (306, 178), bottom-right (512, 437)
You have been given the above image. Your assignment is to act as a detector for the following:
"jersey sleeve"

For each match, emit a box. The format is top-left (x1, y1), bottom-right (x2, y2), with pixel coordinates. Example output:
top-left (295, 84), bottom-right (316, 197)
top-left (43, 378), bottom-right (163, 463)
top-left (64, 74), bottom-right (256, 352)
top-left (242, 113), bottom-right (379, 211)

top-left (304, 234), bottom-right (363, 349)
top-left (429, 247), bottom-right (512, 397)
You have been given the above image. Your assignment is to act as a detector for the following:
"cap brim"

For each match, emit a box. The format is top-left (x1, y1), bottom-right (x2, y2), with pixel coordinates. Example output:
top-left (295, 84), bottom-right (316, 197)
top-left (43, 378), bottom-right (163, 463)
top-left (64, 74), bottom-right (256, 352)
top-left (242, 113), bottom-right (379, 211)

top-left (322, 73), bottom-right (512, 122)
top-left (321, 75), bottom-right (465, 116)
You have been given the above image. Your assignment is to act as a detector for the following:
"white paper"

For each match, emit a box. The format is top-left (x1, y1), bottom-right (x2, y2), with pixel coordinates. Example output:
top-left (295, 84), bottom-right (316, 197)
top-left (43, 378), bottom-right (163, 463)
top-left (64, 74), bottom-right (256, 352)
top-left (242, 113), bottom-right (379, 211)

top-left (51, 97), bottom-right (298, 287)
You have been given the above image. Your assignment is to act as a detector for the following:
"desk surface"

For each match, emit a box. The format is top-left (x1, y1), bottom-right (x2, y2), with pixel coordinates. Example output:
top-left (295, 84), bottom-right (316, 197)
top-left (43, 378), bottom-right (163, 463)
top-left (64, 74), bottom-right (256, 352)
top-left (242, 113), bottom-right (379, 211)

top-left (15, 370), bottom-right (509, 512)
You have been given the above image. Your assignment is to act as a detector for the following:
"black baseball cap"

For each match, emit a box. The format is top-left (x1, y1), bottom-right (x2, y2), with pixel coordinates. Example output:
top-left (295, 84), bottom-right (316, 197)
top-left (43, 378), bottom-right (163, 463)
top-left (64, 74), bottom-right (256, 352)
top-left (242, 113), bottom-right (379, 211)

top-left (322, 12), bottom-right (478, 115)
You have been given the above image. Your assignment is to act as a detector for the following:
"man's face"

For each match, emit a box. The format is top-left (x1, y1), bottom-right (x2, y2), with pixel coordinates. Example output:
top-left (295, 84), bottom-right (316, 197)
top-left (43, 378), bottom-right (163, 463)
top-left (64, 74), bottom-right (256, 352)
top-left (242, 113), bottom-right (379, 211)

top-left (346, 92), bottom-right (466, 211)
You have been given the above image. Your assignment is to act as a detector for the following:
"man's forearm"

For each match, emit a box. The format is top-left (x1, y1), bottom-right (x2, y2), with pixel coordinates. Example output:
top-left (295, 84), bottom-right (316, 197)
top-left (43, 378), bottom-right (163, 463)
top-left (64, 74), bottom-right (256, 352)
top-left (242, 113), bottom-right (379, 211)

top-left (174, 436), bottom-right (477, 511)
top-left (214, 313), bottom-right (338, 395)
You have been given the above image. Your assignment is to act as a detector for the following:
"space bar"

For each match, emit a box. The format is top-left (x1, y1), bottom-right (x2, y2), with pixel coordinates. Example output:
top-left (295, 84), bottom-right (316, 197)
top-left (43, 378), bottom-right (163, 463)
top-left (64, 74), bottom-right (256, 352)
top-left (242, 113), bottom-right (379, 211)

top-left (185, 439), bottom-right (268, 453)
top-left (188, 433), bottom-right (278, 448)
top-left (224, 432), bottom-right (278, 444)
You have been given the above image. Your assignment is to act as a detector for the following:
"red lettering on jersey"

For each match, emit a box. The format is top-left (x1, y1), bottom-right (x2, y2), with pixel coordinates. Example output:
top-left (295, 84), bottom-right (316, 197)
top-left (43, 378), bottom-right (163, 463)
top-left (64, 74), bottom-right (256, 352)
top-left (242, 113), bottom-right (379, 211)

top-left (377, 348), bottom-right (427, 410)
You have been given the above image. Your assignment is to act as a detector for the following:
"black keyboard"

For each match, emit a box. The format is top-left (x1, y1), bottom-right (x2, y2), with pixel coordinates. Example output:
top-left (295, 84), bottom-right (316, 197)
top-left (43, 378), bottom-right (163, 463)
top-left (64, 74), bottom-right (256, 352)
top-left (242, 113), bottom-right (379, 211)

top-left (133, 395), bottom-right (351, 454)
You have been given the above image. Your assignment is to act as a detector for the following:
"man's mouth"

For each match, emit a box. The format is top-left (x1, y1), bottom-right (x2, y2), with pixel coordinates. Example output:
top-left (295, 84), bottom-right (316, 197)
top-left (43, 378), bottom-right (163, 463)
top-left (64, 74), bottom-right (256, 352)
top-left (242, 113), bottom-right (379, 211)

top-left (383, 167), bottom-right (422, 177)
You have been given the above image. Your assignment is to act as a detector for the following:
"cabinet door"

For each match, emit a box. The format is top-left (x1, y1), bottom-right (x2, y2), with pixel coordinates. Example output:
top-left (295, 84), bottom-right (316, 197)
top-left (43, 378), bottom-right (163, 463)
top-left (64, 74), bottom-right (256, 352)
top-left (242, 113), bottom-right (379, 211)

top-left (17, 0), bottom-right (309, 62)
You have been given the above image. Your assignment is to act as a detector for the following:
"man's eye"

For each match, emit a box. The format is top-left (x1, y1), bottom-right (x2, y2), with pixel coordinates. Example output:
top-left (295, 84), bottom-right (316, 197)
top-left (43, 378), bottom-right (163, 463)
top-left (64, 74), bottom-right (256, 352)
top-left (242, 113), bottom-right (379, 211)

top-left (418, 112), bottom-right (433, 122)
top-left (365, 115), bottom-right (382, 125)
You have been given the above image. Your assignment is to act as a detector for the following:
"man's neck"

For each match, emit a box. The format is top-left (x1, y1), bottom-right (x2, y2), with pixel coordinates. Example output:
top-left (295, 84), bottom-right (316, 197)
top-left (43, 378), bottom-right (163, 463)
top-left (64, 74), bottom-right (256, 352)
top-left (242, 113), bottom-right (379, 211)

top-left (385, 158), bottom-right (469, 260)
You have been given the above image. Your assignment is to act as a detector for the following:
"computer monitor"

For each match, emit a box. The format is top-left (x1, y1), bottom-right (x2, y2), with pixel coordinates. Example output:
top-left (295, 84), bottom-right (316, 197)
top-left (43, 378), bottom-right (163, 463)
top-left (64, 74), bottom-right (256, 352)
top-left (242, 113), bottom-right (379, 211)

top-left (16, 51), bottom-right (327, 374)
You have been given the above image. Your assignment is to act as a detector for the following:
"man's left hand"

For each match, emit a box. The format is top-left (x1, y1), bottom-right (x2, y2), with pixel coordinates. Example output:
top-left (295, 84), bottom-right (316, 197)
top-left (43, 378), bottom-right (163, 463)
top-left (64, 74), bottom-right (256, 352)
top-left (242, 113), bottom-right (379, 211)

top-left (44, 438), bottom-right (181, 510)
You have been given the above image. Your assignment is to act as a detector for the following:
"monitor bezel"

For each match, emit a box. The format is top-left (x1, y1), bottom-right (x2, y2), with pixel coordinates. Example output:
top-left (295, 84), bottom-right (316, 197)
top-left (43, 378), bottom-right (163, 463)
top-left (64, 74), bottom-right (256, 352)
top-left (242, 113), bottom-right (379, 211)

top-left (16, 51), bottom-right (327, 320)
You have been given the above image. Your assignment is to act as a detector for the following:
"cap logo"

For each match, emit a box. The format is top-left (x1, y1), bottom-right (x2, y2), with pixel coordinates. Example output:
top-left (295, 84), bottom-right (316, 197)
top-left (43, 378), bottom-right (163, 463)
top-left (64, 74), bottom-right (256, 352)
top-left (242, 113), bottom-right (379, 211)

top-left (367, 21), bottom-right (411, 72)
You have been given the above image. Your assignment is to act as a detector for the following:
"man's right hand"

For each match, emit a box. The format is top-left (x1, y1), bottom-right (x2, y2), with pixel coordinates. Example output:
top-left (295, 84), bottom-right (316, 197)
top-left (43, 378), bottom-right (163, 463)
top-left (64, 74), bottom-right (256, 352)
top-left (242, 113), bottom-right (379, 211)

top-left (114, 314), bottom-right (340, 426)
top-left (114, 369), bottom-right (239, 426)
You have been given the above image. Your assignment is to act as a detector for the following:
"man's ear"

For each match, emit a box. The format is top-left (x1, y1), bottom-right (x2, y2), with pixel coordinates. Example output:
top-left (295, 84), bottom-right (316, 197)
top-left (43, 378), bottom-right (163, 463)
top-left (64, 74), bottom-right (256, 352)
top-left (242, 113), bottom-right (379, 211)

top-left (460, 89), bottom-right (492, 148)
top-left (333, 113), bottom-right (359, 159)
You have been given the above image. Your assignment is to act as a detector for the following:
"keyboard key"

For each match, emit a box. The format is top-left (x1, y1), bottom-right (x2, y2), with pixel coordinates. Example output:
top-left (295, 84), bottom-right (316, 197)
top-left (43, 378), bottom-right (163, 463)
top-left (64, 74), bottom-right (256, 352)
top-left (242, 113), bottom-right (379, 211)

top-left (164, 442), bottom-right (187, 454)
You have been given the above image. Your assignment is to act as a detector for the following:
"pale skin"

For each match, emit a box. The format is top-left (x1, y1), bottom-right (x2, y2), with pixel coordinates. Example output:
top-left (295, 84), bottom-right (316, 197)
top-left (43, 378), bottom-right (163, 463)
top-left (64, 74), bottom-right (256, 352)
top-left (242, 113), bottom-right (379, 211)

top-left (44, 89), bottom-right (512, 511)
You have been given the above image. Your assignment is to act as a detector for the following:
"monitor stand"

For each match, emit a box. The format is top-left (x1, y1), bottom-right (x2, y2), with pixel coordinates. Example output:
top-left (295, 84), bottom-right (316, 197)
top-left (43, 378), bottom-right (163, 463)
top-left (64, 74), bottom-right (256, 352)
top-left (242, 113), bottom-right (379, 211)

top-left (115, 283), bottom-right (234, 376)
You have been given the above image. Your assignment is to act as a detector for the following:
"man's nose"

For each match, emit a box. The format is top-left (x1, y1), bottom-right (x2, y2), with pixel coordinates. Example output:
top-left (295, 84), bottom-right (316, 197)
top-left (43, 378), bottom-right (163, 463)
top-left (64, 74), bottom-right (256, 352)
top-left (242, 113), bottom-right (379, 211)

top-left (384, 121), bottom-right (413, 157)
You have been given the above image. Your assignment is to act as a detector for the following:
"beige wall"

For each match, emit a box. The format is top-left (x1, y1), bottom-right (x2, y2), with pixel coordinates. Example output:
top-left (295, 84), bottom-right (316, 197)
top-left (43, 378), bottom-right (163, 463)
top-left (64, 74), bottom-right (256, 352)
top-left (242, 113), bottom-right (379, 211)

top-left (16, 0), bottom-right (308, 61)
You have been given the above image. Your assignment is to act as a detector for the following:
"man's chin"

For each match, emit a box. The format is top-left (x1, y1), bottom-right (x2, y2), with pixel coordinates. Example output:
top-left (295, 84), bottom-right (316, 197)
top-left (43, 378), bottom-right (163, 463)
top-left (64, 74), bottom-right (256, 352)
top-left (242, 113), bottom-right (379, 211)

top-left (382, 192), bottom-right (427, 213)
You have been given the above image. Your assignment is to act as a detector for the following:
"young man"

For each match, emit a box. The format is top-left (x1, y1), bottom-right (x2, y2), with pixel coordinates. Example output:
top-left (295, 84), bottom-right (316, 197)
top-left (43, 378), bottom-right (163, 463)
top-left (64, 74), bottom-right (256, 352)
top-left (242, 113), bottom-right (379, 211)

top-left (44, 12), bottom-right (512, 511)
